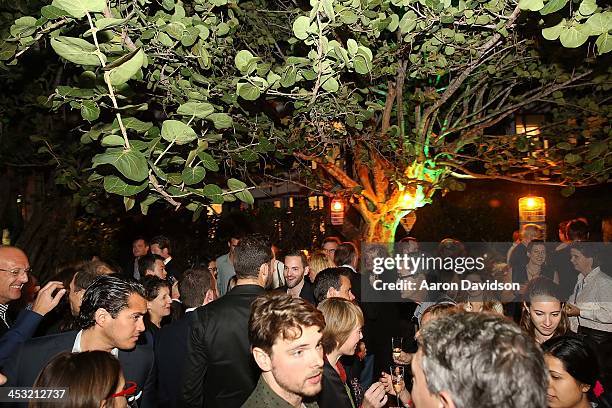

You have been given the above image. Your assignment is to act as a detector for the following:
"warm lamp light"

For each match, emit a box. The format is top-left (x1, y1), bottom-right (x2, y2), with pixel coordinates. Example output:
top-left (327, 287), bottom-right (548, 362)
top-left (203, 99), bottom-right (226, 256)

top-left (330, 198), bottom-right (344, 225)
top-left (518, 196), bottom-right (546, 236)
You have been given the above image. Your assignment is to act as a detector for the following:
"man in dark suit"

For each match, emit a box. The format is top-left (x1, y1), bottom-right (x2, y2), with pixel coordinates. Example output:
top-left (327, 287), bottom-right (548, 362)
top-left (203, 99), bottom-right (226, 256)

top-left (155, 267), bottom-right (217, 407)
top-left (0, 246), bottom-right (66, 368)
top-left (125, 236), bottom-right (149, 280)
top-left (277, 250), bottom-right (316, 304)
top-left (151, 235), bottom-right (184, 281)
top-left (180, 235), bottom-right (274, 408)
top-left (3, 275), bottom-right (156, 407)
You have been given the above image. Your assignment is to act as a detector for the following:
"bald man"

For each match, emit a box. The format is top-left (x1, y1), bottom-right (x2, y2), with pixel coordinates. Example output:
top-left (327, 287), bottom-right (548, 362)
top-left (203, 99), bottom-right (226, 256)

top-left (0, 246), bottom-right (65, 368)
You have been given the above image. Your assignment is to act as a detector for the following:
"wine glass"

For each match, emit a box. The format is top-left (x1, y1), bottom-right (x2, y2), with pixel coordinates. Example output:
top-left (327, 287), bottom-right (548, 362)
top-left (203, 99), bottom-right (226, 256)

top-left (389, 365), bottom-right (405, 407)
top-left (391, 337), bottom-right (403, 362)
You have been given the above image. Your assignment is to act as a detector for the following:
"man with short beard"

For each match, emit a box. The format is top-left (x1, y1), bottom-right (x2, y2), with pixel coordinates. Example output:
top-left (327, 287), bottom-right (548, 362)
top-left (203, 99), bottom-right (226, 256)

top-left (278, 250), bottom-right (315, 304)
top-left (181, 235), bottom-right (274, 408)
top-left (244, 292), bottom-right (325, 407)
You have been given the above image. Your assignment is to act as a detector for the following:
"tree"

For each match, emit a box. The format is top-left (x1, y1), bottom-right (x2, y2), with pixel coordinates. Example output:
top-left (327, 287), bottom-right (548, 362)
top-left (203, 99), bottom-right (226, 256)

top-left (2, 0), bottom-right (610, 244)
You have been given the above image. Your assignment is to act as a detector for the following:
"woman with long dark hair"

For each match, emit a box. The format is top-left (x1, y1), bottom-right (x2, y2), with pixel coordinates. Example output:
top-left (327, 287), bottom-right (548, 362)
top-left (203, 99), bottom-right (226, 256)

top-left (542, 335), bottom-right (609, 408)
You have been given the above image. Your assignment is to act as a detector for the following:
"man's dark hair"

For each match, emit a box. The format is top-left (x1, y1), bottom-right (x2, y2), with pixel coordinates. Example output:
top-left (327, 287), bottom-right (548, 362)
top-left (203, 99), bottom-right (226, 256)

top-left (283, 249), bottom-right (308, 268)
top-left (77, 275), bottom-right (145, 330)
top-left (73, 260), bottom-right (115, 292)
top-left (567, 219), bottom-right (589, 241)
top-left (132, 236), bottom-right (149, 245)
top-left (73, 271), bottom-right (98, 292)
top-left (142, 275), bottom-right (171, 301)
top-left (419, 312), bottom-right (547, 408)
top-left (313, 267), bottom-right (351, 304)
top-left (233, 234), bottom-right (272, 279)
top-left (179, 268), bottom-right (215, 308)
top-left (334, 242), bottom-right (358, 267)
top-left (570, 242), bottom-right (599, 267)
top-left (526, 239), bottom-right (546, 253)
top-left (150, 235), bottom-right (172, 254)
top-left (138, 254), bottom-right (164, 274)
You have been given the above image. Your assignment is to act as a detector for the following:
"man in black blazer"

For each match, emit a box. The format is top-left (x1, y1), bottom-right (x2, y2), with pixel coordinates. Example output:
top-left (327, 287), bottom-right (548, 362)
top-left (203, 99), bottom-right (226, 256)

top-left (155, 267), bottom-right (218, 407)
top-left (276, 250), bottom-right (316, 304)
top-left (151, 235), bottom-right (184, 281)
top-left (180, 235), bottom-right (274, 408)
top-left (3, 275), bottom-right (156, 408)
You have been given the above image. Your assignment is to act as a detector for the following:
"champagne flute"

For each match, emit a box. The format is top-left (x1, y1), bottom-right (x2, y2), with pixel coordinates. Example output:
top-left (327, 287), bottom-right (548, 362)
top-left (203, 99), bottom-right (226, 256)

top-left (391, 337), bottom-right (403, 361)
top-left (390, 365), bottom-right (405, 407)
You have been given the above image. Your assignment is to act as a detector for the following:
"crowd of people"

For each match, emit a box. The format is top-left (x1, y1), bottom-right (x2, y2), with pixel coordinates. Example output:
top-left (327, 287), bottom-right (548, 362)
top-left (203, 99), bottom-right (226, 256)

top-left (0, 218), bottom-right (610, 408)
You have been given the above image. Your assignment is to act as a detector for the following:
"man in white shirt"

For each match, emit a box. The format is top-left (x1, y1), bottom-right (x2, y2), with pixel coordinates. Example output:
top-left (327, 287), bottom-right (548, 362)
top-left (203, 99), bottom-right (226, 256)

top-left (3, 275), bottom-right (156, 407)
top-left (566, 242), bottom-right (612, 389)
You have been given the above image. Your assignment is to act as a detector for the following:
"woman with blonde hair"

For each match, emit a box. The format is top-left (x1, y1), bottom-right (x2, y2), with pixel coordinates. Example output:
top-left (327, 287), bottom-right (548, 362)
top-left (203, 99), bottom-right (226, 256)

top-left (318, 298), bottom-right (387, 408)
top-left (308, 250), bottom-right (334, 282)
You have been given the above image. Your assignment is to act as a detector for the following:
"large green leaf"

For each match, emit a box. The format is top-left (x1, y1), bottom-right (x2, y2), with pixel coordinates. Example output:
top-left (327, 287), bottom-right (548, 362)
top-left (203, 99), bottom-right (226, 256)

top-left (595, 32), bottom-right (611, 54)
top-left (578, 0), bottom-right (597, 16)
top-left (237, 83), bottom-right (261, 100)
top-left (227, 178), bottom-right (247, 190)
top-left (119, 117), bottom-right (153, 133)
top-left (399, 11), bottom-right (418, 33)
top-left (518, 0), bottom-right (544, 11)
top-left (542, 20), bottom-right (565, 40)
top-left (108, 49), bottom-right (145, 85)
top-left (161, 120), bottom-right (198, 145)
top-left (559, 25), bottom-right (589, 48)
top-left (207, 113), bottom-right (233, 129)
top-left (41, 5), bottom-right (69, 19)
top-left (103, 175), bottom-right (148, 196)
top-left (50, 36), bottom-right (104, 66)
top-left (201, 184), bottom-right (223, 197)
top-left (585, 13), bottom-right (610, 35)
top-left (540, 0), bottom-right (568, 15)
top-left (235, 189), bottom-right (254, 204)
top-left (321, 77), bottom-right (340, 92)
top-left (80, 100), bottom-right (100, 121)
top-left (197, 151), bottom-right (219, 171)
top-left (177, 101), bottom-right (215, 118)
top-left (293, 16), bottom-right (311, 40)
top-left (93, 148), bottom-right (149, 182)
top-left (51, 0), bottom-right (106, 18)
top-left (235, 50), bottom-right (254, 71)
top-left (181, 166), bottom-right (206, 185)
top-left (101, 135), bottom-right (125, 147)
top-left (95, 17), bottom-right (128, 31)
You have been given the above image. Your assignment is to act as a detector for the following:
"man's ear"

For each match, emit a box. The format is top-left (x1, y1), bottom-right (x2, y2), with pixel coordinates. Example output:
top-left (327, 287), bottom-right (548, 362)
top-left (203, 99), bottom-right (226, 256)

top-left (304, 266), bottom-right (310, 277)
top-left (203, 289), bottom-right (216, 305)
top-left (94, 308), bottom-right (109, 326)
top-left (326, 287), bottom-right (336, 298)
top-left (252, 347), bottom-right (272, 372)
top-left (259, 262), bottom-right (270, 283)
top-left (438, 390), bottom-right (456, 408)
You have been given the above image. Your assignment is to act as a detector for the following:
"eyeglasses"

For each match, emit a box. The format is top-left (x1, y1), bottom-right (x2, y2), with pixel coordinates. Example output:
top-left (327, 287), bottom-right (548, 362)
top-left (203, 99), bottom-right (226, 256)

top-left (110, 381), bottom-right (137, 398)
top-left (0, 268), bottom-right (30, 278)
top-left (208, 267), bottom-right (218, 273)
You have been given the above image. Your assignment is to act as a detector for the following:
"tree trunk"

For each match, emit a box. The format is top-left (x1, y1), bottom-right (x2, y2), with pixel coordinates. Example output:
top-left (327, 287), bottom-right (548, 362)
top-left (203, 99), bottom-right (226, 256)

top-left (362, 209), bottom-right (414, 243)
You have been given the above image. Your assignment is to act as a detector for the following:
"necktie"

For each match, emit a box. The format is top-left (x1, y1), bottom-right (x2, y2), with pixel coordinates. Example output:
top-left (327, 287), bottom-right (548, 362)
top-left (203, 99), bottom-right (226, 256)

top-left (134, 258), bottom-right (140, 280)
top-left (0, 303), bottom-right (9, 329)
